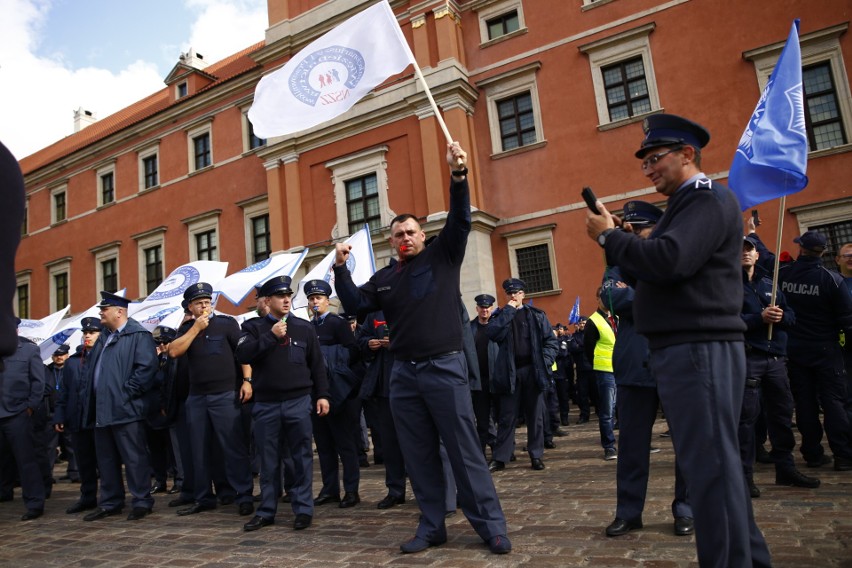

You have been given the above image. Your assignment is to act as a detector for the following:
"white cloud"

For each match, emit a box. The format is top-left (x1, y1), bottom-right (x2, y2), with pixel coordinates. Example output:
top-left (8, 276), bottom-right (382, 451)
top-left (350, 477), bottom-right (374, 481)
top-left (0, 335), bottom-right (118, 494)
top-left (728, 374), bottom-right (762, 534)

top-left (182, 0), bottom-right (266, 63)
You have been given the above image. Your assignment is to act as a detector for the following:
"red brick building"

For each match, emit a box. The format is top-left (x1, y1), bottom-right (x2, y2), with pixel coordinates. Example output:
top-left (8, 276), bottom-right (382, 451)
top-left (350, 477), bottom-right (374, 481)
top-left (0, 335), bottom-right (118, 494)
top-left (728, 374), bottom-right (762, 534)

top-left (16, 0), bottom-right (852, 323)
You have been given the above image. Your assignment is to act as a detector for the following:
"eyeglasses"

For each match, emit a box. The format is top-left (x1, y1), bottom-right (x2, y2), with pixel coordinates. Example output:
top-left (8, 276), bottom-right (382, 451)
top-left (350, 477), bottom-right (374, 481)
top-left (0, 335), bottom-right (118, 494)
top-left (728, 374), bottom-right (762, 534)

top-left (641, 147), bottom-right (682, 170)
top-left (840, 253), bottom-right (852, 259)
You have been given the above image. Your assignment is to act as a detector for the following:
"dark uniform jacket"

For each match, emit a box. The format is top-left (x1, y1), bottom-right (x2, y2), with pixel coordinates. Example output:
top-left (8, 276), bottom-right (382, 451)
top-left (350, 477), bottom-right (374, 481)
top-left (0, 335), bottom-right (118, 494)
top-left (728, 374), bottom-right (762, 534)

top-left (177, 315), bottom-right (242, 396)
top-left (603, 267), bottom-right (654, 388)
top-left (358, 311), bottom-right (393, 399)
top-left (54, 345), bottom-right (99, 432)
top-left (742, 265), bottom-right (795, 357)
top-left (312, 311), bottom-right (360, 412)
top-left (0, 337), bottom-right (44, 419)
top-left (486, 304), bottom-right (558, 394)
top-left (469, 318), bottom-right (498, 394)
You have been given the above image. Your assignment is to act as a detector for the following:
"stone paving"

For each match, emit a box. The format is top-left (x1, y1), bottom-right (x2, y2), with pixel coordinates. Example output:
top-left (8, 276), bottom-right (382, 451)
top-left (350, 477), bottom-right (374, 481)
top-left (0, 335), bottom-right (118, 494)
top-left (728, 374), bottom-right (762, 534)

top-left (1, 416), bottom-right (850, 567)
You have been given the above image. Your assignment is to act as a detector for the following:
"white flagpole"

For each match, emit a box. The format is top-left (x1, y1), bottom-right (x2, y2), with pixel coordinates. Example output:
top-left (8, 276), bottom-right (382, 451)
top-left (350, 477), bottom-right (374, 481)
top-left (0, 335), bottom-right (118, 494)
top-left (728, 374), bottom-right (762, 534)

top-left (408, 56), bottom-right (464, 166)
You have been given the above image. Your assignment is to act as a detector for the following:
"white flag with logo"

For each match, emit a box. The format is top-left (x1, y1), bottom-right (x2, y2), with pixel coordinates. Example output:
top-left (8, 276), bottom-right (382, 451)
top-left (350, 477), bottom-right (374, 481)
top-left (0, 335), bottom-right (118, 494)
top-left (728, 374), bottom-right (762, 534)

top-left (248, 0), bottom-right (415, 138)
top-left (292, 225), bottom-right (376, 310)
top-left (216, 250), bottom-right (309, 306)
top-left (19, 305), bottom-right (69, 346)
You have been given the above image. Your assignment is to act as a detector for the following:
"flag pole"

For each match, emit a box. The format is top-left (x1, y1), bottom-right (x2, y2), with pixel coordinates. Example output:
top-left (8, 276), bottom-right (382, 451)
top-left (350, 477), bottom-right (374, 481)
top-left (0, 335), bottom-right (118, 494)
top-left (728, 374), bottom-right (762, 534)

top-left (767, 195), bottom-right (787, 340)
top-left (410, 59), bottom-right (454, 145)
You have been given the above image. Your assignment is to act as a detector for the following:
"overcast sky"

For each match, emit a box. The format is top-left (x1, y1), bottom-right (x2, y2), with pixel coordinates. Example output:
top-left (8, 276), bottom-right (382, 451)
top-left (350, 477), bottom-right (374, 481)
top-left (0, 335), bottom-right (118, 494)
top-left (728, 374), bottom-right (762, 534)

top-left (0, 0), bottom-right (268, 160)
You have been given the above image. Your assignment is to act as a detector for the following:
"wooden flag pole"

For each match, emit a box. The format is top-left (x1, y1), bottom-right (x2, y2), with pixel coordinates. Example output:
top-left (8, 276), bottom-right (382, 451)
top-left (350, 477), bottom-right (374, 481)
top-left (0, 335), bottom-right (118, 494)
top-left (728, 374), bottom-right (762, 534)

top-left (409, 57), bottom-right (465, 166)
top-left (767, 195), bottom-right (787, 341)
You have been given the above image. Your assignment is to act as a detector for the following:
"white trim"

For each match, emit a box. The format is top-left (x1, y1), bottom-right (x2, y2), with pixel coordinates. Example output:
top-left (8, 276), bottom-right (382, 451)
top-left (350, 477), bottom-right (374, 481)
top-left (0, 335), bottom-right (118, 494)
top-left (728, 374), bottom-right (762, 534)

top-left (478, 62), bottom-right (544, 156)
top-left (241, 197), bottom-right (270, 265)
top-left (47, 259), bottom-right (71, 313)
top-left (93, 244), bottom-right (120, 293)
top-left (14, 273), bottom-right (30, 319)
top-left (96, 162), bottom-right (116, 207)
top-left (138, 143), bottom-right (160, 192)
top-left (475, 0), bottom-right (527, 46)
top-left (790, 196), bottom-right (852, 236)
top-left (135, 229), bottom-right (166, 297)
top-left (241, 104), bottom-right (266, 153)
top-left (504, 224), bottom-right (559, 295)
top-left (50, 185), bottom-right (67, 225)
top-left (185, 210), bottom-right (221, 261)
top-left (326, 146), bottom-right (395, 239)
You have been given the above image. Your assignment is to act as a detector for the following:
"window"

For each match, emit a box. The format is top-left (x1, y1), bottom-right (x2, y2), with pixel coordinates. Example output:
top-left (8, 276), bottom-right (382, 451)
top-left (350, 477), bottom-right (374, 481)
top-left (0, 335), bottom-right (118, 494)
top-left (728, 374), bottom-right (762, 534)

top-left (91, 242), bottom-right (120, 295)
top-left (193, 133), bottom-right (212, 170)
top-left (251, 214), bottom-right (271, 263)
top-left (54, 273), bottom-right (68, 309)
top-left (486, 10), bottom-right (519, 40)
top-left (744, 23), bottom-right (851, 154)
top-left (177, 82), bottom-right (188, 98)
top-left (184, 210), bottom-right (221, 261)
top-left (478, 62), bottom-right (545, 157)
top-left (187, 121), bottom-right (213, 173)
top-left (15, 273), bottom-right (30, 319)
top-left (345, 174), bottom-right (381, 234)
top-left (803, 62), bottom-right (847, 151)
top-left (195, 229), bottom-right (217, 260)
top-left (601, 56), bottom-right (651, 122)
top-left (134, 227), bottom-right (166, 296)
top-left (241, 106), bottom-right (266, 152)
top-left (504, 224), bottom-right (559, 296)
top-left (476, 0), bottom-right (526, 46)
top-left (808, 219), bottom-right (852, 272)
top-left (97, 163), bottom-right (116, 206)
top-left (138, 144), bottom-right (160, 191)
top-left (46, 258), bottom-right (71, 312)
top-left (326, 146), bottom-right (395, 239)
top-left (579, 23), bottom-right (660, 128)
top-left (51, 187), bottom-right (67, 224)
top-left (101, 259), bottom-right (118, 293)
top-left (21, 201), bottom-right (27, 236)
top-left (144, 245), bottom-right (164, 295)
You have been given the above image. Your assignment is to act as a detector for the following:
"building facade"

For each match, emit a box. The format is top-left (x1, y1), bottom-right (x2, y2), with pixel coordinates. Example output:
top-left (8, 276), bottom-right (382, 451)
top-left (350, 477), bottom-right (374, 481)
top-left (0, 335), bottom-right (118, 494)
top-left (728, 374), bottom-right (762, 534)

top-left (15, 0), bottom-right (852, 322)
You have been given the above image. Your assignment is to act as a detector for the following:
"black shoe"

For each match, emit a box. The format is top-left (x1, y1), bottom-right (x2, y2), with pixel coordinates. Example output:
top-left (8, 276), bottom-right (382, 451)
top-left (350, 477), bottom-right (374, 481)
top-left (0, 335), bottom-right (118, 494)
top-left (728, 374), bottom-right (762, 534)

top-left (560, 417), bottom-right (570, 427)
top-left (488, 460), bottom-right (505, 473)
top-left (83, 507), bottom-right (123, 521)
top-left (219, 495), bottom-right (235, 506)
top-left (553, 428), bottom-right (567, 437)
top-left (605, 517), bottom-right (642, 537)
top-left (674, 517), bottom-right (694, 536)
top-left (177, 502), bottom-right (216, 516)
top-left (280, 493), bottom-right (292, 504)
top-left (127, 507), bottom-right (152, 521)
top-left (167, 484), bottom-right (182, 495)
top-left (150, 482), bottom-right (167, 494)
top-left (168, 497), bottom-right (194, 508)
top-left (576, 417), bottom-right (589, 425)
top-left (531, 458), bottom-right (545, 471)
top-left (358, 456), bottom-right (371, 468)
top-left (400, 535), bottom-right (446, 553)
top-left (243, 515), bottom-right (274, 532)
top-left (66, 501), bottom-right (97, 514)
top-left (544, 440), bottom-right (556, 449)
top-left (313, 493), bottom-right (340, 506)
top-left (293, 513), bottom-right (312, 530)
top-left (805, 455), bottom-right (832, 468)
top-left (21, 509), bottom-right (43, 521)
top-left (776, 469), bottom-right (820, 488)
top-left (834, 457), bottom-right (852, 471)
top-left (377, 494), bottom-right (405, 509)
top-left (487, 534), bottom-right (512, 554)
top-left (509, 453), bottom-right (517, 462)
top-left (755, 445), bottom-right (773, 464)
top-left (238, 502), bottom-right (255, 516)
top-left (339, 492), bottom-right (360, 508)
top-left (749, 481), bottom-right (761, 498)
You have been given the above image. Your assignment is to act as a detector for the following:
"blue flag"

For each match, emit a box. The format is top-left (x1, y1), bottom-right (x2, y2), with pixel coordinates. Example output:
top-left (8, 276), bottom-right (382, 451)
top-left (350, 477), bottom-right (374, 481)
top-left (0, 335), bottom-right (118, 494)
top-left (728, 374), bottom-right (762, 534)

top-left (568, 296), bottom-right (581, 325)
top-left (729, 20), bottom-right (808, 211)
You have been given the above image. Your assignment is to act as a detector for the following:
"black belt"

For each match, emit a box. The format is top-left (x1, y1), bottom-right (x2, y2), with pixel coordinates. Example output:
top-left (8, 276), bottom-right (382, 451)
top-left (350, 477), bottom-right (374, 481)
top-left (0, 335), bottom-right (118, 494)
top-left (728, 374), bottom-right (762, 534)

top-left (745, 377), bottom-right (761, 389)
top-left (399, 350), bottom-right (461, 364)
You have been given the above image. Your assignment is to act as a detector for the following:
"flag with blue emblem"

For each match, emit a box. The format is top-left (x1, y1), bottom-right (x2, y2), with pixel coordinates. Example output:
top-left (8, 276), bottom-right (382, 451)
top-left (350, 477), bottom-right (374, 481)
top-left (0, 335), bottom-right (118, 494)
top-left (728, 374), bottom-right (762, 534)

top-left (216, 250), bottom-right (309, 306)
top-left (729, 20), bottom-right (808, 210)
top-left (37, 291), bottom-right (128, 362)
top-left (568, 296), bottom-right (581, 325)
top-left (18, 305), bottom-right (69, 347)
top-left (248, 0), bottom-right (415, 138)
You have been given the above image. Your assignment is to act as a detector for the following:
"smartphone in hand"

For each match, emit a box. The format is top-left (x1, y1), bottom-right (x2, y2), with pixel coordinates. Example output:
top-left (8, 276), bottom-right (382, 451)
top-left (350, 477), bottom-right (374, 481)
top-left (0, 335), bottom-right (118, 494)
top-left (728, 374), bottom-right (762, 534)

top-left (582, 187), bottom-right (600, 215)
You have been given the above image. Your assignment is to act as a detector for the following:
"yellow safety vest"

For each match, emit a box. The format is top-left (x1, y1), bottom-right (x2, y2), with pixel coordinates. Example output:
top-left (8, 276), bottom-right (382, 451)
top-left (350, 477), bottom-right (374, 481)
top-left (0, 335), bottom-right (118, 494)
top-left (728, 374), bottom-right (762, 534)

top-left (588, 311), bottom-right (615, 373)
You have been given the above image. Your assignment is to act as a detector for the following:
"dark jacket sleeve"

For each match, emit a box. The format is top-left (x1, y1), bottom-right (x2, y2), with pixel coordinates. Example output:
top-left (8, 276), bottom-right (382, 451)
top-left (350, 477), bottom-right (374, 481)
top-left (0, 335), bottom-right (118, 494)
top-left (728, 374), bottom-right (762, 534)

top-left (485, 306), bottom-right (516, 342)
top-left (538, 311), bottom-right (559, 370)
top-left (236, 319), bottom-right (280, 364)
top-left (306, 328), bottom-right (330, 401)
top-left (334, 266), bottom-right (381, 322)
top-left (583, 320), bottom-right (600, 365)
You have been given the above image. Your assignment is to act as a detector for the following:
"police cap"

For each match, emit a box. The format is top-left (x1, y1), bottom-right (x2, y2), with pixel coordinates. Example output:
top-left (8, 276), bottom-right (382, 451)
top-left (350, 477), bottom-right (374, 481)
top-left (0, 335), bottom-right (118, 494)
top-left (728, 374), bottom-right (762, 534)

top-left (53, 344), bottom-right (70, 356)
top-left (502, 278), bottom-right (526, 294)
top-left (259, 275), bottom-right (293, 297)
top-left (635, 113), bottom-right (710, 158)
top-left (743, 236), bottom-right (759, 250)
top-left (623, 201), bottom-right (663, 226)
top-left (183, 282), bottom-right (213, 303)
top-left (80, 317), bottom-right (102, 332)
top-left (793, 230), bottom-right (827, 252)
top-left (97, 291), bottom-right (130, 309)
top-left (152, 326), bottom-right (177, 344)
top-left (475, 294), bottom-right (496, 307)
top-left (304, 279), bottom-right (332, 298)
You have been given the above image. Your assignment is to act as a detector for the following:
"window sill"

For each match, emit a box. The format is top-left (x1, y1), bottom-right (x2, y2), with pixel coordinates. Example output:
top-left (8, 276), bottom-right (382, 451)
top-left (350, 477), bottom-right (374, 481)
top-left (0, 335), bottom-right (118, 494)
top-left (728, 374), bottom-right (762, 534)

top-left (50, 219), bottom-right (68, 228)
top-left (581, 0), bottom-right (617, 12)
top-left (525, 288), bottom-right (562, 299)
top-left (97, 201), bottom-right (116, 211)
top-left (188, 165), bottom-right (214, 177)
top-left (809, 142), bottom-right (852, 159)
top-left (480, 27), bottom-right (528, 49)
top-left (138, 185), bottom-right (160, 196)
top-left (490, 139), bottom-right (547, 160)
top-left (597, 109), bottom-right (664, 132)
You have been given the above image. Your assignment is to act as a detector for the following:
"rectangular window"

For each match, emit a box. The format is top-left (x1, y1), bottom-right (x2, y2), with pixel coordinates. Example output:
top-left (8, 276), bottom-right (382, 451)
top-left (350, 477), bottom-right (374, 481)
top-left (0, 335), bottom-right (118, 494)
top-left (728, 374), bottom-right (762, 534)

top-left (177, 82), bottom-right (188, 98)
top-left (101, 171), bottom-right (115, 204)
top-left (486, 10), bottom-right (519, 40)
top-left (803, 62), bottom-right (848, 151)
top-left (193, 133), bottom-right (211, 170)
top-left (21, 203), bottom-right (27, 236)
top-left (16, 284), bottom-right (28, 319)
top-left (601, 56), bottom-right (651, 122)
top-left (101, 258), bottom-right (118, 293)
top-left (497, 92), bottom-right (536, 151)
top-left (248, 120), bottom-right (266, 150)
top-left (54, 272), bottom-right (69, 309)
top-left (195, 229), bottom-right (217, 260)
top-left (251, 214), bottom-right (271, 263)
top-left (809, 219), bottom-right (852, 272)
top-left (144, 245), bottom-right (163, 295)
top-left (515, 243), bottom-right (553, 294)
top-left (143, 155), bottom-right (158, 189)
top-left (53, 191), bottom-right (66, 223)
top-left (345, 174), bottom-right (381, 234)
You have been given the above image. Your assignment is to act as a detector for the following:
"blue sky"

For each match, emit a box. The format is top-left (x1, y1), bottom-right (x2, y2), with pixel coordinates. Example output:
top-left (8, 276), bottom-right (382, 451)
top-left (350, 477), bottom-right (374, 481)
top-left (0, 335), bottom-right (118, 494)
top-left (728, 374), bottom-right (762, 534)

top-left (0, 0), bottom-right (267, 159)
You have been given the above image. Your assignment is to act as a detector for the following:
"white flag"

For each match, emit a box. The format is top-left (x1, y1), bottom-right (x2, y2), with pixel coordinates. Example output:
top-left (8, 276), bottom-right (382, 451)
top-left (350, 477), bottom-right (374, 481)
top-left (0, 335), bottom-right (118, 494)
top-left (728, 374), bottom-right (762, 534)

top-left (248, 0), bottom-right (415, 138)
top-left (36, 290), bottom-right (128, 362)
top-left (216, 250), bottom-right (309, 306)
top-left (292, 226), bottom-right (376, 310)
top-left (19, 305), bottom-right (69, 346)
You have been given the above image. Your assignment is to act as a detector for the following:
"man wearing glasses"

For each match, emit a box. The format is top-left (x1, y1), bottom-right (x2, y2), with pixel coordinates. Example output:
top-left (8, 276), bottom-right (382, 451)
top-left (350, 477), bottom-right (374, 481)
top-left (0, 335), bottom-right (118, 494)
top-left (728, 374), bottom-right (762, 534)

top-left (586, 114), bottom-right (771, 567)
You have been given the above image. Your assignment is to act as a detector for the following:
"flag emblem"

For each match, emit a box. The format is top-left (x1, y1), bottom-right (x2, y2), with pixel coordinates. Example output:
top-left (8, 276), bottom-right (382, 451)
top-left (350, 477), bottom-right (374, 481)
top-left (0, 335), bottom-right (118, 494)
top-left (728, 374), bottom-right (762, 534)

top-left (148, 266), bottom-right (201, 300)
top-left (289, 46), bottom-right (365, 107)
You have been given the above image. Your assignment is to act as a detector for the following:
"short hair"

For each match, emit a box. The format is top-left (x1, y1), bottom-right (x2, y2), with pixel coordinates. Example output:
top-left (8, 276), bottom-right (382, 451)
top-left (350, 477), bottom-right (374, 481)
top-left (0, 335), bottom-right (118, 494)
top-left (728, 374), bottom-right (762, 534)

top-left (390, 213), bottom-right (419, 228)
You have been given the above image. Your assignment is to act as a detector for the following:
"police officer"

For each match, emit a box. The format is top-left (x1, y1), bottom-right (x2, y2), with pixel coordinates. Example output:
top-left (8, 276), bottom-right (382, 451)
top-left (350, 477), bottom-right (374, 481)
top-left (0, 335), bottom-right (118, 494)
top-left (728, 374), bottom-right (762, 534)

top-left (586, 113), bottom-right (771, 566)
top-left (552, 324), bottom-right (573, 427)
top-left (54, 317), bottom-right (102, 514)
top-left (165, 307), bottom-right (197, 509)
top-left (304, 279), bottom-right (362, 508)
top-left (0, 330), bottom-right (46, 520)
top-left (36, 343), bottom-right (70, 495)
top-left (567, 317), bottom-right (594, 424)
top-left (167, 283), bottom-right (255, 517)
top-left (236, 275), bottom-right (330, 532)
top-left (585, 287), bottom-right (618, 460)
top-left (779, 231), bottom-right (852, 471)
top-left (470, 294), bottom-right (498, 457)
top-left (487, 278), bottom-right (558, 472)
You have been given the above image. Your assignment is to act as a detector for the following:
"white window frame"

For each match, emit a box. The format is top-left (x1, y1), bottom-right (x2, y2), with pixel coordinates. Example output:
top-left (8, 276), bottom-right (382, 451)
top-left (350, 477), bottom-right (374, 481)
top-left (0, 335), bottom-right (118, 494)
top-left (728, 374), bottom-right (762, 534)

top-left (46, 257), bottom-right (71, 313)
top-left (184, 210), bottom-right (221, 261)
top-left (504, 224), bottom-right (560, 296)
top-left (187, 120), bottom-right (214, 173)
top-left (135, 227), bottom-right (166, 297)
top-left (475, 0), bottom-right (527, 47)
top-left (96, 162), bottom-right (116, 207)
top-left (176, 81), bottom-right (188, 99)
top-left (91, 242), bottom-right (120, 293)
top-left (326, 146), bottom-right (395, 239)
top-left (744, 23), bottom-right (852, 156)
top-left (478, 61), bottom-right (545, 157)
top-left (240, 196), bottom-right (271, 265)
top-left (138, 143), bottom-right (160, 192)
top-left (581, 0), bottom-right (616, 10)
top-left (789, 196), bottom-right (852, 236)
top-left (14, 272), bottom-right (31, 319)
top-left (578, 22), bottom-right (660, 129)
top-left (50, 185), bottom-right (67, 225)
top-left (241, 104), bottom-right (266, 153)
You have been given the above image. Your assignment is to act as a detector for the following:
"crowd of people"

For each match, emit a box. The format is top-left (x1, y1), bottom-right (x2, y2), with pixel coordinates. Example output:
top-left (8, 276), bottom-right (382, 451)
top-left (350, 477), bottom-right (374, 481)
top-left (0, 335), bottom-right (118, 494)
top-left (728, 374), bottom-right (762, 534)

top-left (2, 123), bottom-right (851, 566)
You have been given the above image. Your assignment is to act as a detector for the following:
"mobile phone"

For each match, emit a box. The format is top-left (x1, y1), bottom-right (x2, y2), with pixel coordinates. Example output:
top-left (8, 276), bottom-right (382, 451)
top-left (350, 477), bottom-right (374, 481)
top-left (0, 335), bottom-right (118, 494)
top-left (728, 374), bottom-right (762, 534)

top-left (582, 187), bottom-right (600, 215)
top-left (751, 209), bottom-right (760, 227)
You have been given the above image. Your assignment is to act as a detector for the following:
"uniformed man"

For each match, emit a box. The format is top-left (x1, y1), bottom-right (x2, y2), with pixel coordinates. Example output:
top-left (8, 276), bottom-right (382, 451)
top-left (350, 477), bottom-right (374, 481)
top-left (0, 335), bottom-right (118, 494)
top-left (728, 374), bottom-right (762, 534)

top-left (167, 283), bottom-right (255, 517)
top-left (552, 324), bottom-right (573, 427)
top-left (586, 114), bottom-right (771, 566)
top-left (36, 343), bottom-right (70, 495)
top-left (469, 294), bottom-right (498, 457)
top-left (84, 291), bottom-right (159, 522)
top-left (304, 279), bottom-right (362, 509)
top-left (567, 317), bottom-right (595, 424)
top-left (585, 287), bottom-right (618, 461)
top-left (0, 330), bottom-right (46, 520)
top-left (235, 275), bottom-right (330, 532)
top-left (333, 143), bottom-right (511, 555)
top-left (779, 231), bottom-right (852, 471)
top-left (54, 317), bottom-right (102, 514)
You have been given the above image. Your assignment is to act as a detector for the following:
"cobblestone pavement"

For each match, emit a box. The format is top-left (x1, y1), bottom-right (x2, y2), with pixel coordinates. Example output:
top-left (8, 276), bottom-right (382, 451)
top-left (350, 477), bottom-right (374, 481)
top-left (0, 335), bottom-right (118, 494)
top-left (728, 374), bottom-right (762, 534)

top-left (1, 416), bottom-right (850, 567)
